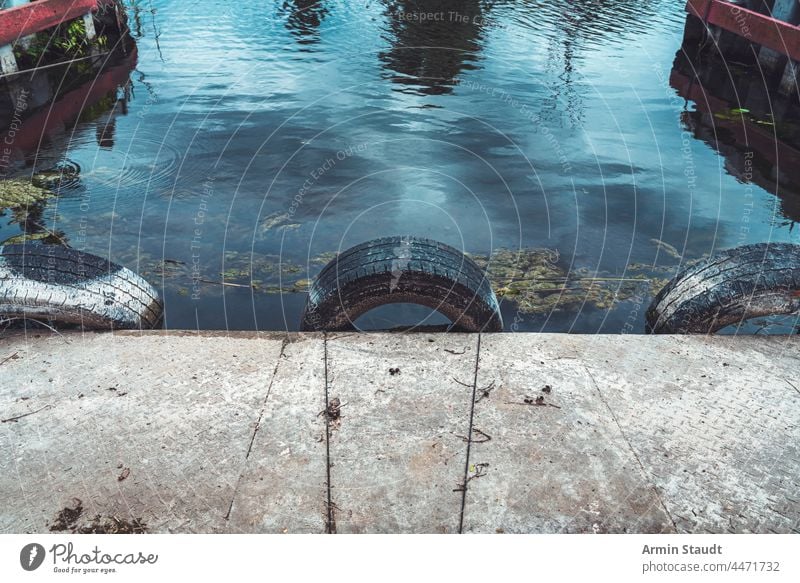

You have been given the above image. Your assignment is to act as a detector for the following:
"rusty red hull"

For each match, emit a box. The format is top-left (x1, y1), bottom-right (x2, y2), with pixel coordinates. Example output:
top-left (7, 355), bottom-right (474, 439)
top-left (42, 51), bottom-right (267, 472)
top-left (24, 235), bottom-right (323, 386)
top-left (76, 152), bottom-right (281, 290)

top-left (0, 0), bottom-right (98, 47)
top-left (686, 0), bottom-right (800, 61)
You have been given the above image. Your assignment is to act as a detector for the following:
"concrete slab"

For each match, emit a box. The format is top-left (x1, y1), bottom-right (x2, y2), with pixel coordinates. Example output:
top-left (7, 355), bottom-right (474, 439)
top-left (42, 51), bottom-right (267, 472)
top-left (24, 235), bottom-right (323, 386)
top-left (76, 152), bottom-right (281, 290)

top-left (226, 334), bottom-right (328, 533)
top-left (0, 331), bottom-right (285, 533)
top-left (463, 335), bottom-right (676, 534)
top-left (578, 335), bottom-right (800, 534)
top-left (1, 331), bottom-right (798, 534)
top-left (325, 333), bottom-right (477, 533)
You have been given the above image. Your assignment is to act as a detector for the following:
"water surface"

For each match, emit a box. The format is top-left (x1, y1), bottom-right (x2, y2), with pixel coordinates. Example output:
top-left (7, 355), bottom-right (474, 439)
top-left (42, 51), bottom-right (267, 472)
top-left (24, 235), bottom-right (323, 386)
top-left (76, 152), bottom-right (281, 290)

top-left (2, 0), bottom-right (798, 332)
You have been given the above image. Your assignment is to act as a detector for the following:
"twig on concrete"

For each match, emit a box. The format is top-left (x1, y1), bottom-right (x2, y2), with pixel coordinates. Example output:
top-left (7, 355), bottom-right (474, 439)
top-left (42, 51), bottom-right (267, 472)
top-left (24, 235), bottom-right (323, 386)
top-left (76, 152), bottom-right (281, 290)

top-left (785, 378), bottom-right (800, 396)
top-left (455, 429), bottom-right (492, 443)
top-left (0, 318), bottom-right (71, 343)
top-left (28, 318), bottom-right (72, 343)
top-left (474, 381), bottom-right (496, 403)
top-left (452, 376), bottom-right (473, 388)
top-left (471, 429), bottom-right (492, 443)
top-left (444, 347), bottom-right (468, 355)
top-left (2, 405), bottom-right (51, 423)
top-left (470, 463), bottom-right (489, 478)
top-left (505, 396), bottom-right (561, 409)
top-left (453, 462), bottom-right (490, 491)
top-left (0, 351), bottom-right (19, 367)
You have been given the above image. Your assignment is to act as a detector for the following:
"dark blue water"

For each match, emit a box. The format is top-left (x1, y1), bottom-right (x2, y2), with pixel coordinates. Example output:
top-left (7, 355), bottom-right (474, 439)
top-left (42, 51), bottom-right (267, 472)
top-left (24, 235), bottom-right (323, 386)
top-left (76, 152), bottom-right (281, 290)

top-left (1, 0), bottom-right (798, 332)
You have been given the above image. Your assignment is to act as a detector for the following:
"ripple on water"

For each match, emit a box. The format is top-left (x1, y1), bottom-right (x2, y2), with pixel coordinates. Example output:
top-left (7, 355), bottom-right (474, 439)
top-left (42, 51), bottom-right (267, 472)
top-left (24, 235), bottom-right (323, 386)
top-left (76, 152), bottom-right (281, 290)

top-left (29, 159), bottom-right (83, 192)
top-left (79, 134), bottom-right (184, 191)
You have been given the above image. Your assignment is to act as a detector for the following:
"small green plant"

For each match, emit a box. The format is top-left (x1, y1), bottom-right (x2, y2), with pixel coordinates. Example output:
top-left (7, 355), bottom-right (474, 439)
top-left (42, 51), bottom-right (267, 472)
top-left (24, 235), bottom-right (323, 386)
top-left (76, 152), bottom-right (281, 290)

top-left (13, 18), bottom-right (110, 68)
top-left (13, 31), bottom-right (51, 63)
top-left (52, 20), bottom-right (90, 56)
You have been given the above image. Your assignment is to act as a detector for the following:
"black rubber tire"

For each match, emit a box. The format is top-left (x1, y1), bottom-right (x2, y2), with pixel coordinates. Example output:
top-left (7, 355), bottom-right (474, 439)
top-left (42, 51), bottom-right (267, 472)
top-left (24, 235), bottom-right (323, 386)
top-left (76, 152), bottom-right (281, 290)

top-left (0, 244), bottom-right (163, 330)
top-left (301, 236), bottom-right (503, 332)
top-left (646, 243), bottom-right (800, 334)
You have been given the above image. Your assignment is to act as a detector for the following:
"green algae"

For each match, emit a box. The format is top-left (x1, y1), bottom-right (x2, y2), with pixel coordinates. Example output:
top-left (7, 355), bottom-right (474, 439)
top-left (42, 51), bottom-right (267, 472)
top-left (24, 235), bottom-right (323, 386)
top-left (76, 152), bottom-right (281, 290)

top-left (0, 230), bottom-right (66, 246)
top-left (469, 248), bottom-right (670, 314)
top-left (118, 245), bottom-right (673, 316)
top-left (0, 179), bottom-right (53, 209)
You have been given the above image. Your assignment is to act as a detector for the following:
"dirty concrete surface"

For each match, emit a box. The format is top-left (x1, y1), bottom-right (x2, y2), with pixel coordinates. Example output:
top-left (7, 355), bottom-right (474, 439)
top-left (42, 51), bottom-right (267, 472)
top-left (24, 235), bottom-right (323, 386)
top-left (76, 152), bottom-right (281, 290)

top-left (0, 331), bottom-right (797, 534)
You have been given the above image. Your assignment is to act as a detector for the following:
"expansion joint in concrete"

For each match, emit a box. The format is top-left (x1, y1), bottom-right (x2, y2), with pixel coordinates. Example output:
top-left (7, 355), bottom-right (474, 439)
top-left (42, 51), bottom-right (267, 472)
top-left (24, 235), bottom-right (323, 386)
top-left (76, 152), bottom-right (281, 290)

top-left (323, 333), bottom-right (335, 534)
top-left (457, 333), bottom-right (483, 534)
top-left (224, 336), bottom-right (289, 521)
top-left (784, 378), bottom-right (800, 396)
top-left (583, 364), bottom-right (679, 533)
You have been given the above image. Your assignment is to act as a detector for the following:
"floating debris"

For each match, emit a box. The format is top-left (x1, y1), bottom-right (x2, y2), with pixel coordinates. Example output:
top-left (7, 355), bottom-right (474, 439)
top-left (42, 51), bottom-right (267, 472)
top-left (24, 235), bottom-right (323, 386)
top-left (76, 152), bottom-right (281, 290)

top-left (291, 278), bottom-right (312, 292)
top-left (153, 259), bottom-right (188, 277)
top-left (312, 251), bottom-right (339, 264)
top-left (260, 212), bottom-right (289, 231)
top-left (650, 238), bottom-right (682, 260)
top-left (259, 211), bottom-right (301, 235)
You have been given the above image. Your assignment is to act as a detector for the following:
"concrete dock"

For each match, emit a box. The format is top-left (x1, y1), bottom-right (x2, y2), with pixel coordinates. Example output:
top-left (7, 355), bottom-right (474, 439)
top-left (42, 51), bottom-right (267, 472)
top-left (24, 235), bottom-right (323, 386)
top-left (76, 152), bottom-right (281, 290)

top-left (0, 331), bottom-right (798, 534)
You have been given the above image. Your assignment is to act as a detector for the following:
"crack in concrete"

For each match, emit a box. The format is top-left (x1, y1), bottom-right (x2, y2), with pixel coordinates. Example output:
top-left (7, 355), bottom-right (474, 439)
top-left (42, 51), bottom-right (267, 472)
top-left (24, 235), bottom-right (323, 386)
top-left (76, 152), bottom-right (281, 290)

top-left (223, 336), bottom-right (289, 522)
top-left (323, 333), bottom-right (336, 534)
top-left (583, 365), bottom-right (679, 533)
top-left (1, 404), bottom-right (51, 423)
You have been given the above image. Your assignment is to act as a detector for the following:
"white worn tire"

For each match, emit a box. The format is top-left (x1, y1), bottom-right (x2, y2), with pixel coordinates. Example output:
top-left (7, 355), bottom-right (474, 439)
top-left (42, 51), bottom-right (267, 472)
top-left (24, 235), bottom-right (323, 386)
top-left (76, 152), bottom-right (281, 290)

top-left (0, 244), bottom-right (162, 330)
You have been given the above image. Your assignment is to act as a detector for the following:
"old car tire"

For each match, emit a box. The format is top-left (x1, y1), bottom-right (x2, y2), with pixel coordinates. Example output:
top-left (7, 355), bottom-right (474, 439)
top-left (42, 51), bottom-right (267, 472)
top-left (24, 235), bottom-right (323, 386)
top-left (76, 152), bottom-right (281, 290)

top-left (0, 244), bottom-right (163, 329)
top-left (301, 236), bottom-right (503, 332)
top-left (646, 243), bottom-right (800, 334)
